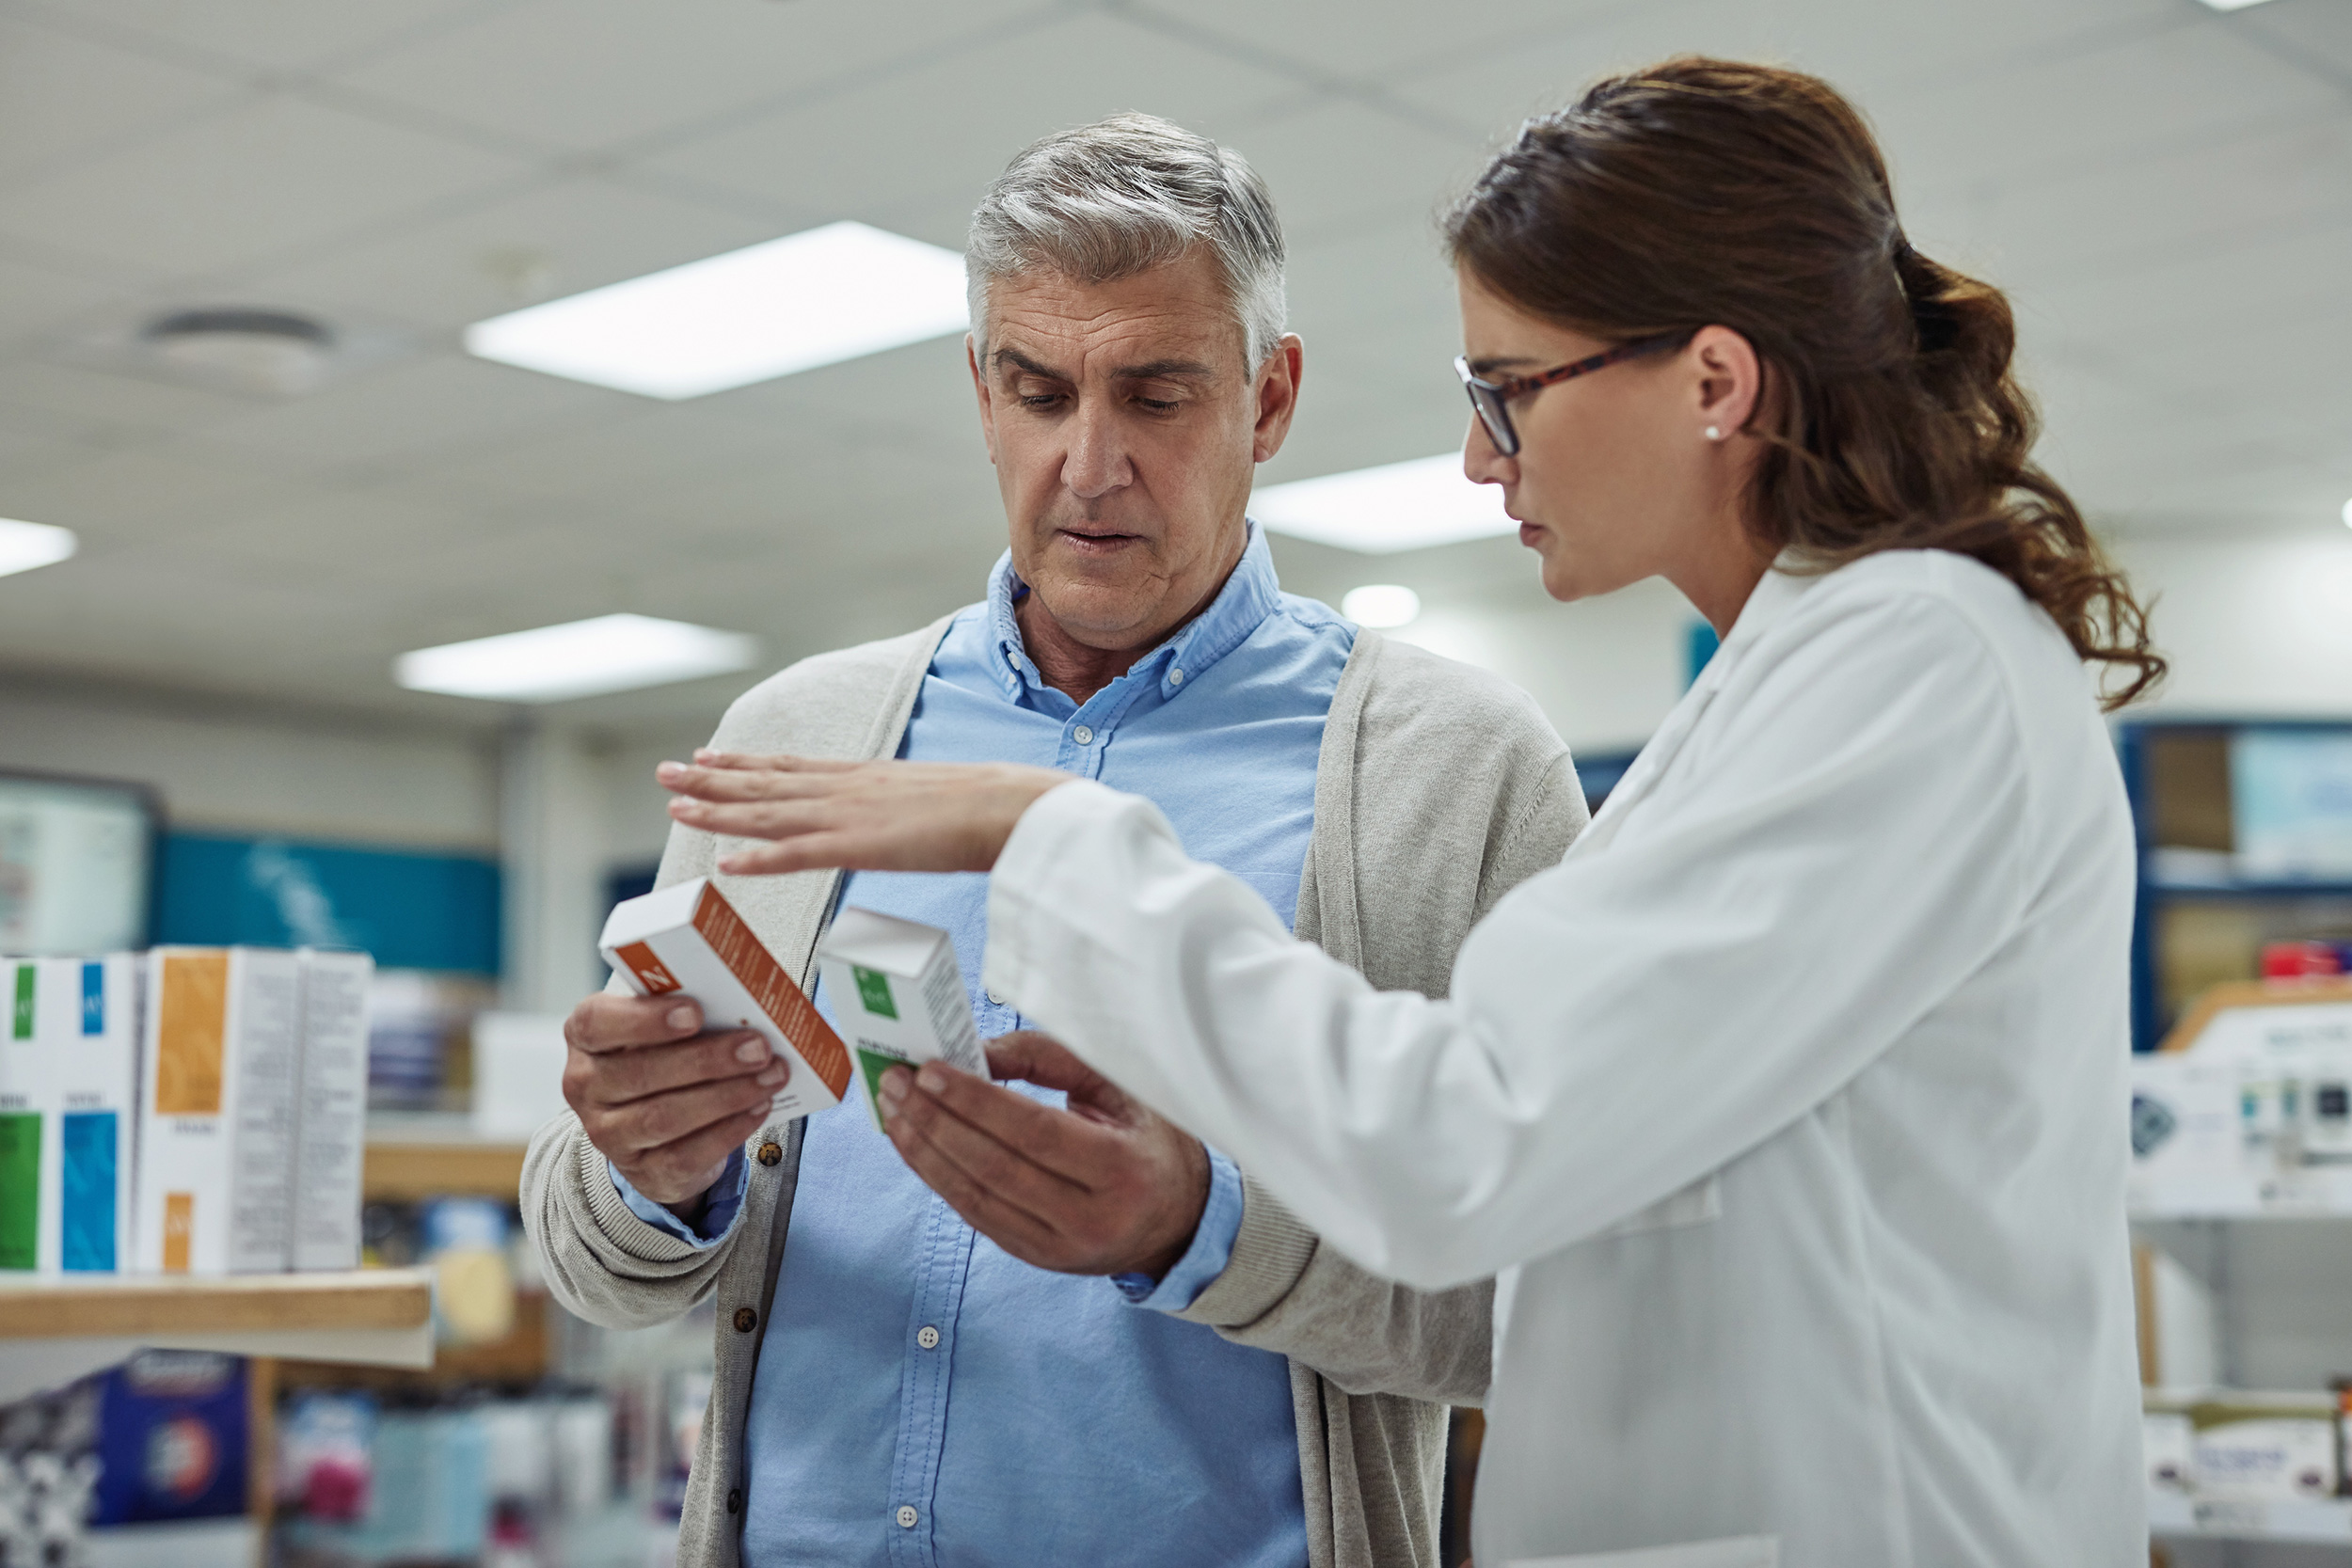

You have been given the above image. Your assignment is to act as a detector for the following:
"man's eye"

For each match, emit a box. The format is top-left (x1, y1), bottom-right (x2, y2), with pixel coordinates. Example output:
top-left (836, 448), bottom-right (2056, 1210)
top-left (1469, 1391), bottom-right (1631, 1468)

top-left (1136, 397), bottom-right (1180, 413)
top-left (1018, 392), bottom-right (1064, 409)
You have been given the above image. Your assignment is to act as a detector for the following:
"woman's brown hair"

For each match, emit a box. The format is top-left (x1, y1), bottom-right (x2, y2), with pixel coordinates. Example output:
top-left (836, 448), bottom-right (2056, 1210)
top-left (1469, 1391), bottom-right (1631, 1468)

top-left (1445, 57), bottom-right (2164, 707)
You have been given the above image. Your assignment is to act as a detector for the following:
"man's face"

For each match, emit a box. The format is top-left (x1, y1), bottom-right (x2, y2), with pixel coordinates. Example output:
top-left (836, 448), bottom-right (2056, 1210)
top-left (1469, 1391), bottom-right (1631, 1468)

top-left (970, 248), bottom-right (1300, 653)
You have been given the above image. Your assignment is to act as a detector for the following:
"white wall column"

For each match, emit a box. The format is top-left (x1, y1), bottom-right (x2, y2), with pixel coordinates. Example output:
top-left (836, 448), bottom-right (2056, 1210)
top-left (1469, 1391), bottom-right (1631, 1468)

top-left (500, 718), bottom-right (614, 1014)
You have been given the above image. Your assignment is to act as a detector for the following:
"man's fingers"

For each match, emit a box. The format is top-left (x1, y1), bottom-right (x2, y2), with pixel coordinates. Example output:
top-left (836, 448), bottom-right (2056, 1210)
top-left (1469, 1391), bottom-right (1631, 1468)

top-left (580, 1031), bottom-right (775, 1105)
top-left (882, 1090), bottom-right (1069, 1260)
top-left (616, 1106), bottom-right (769, 1205)
top-left (910, 1062), bottom-right (1110, 1179)
top-left (567, 991), bottom-right (703, 1054)
top-left (592, 1071), bottom-right (780, 1155)
top-left (984, 1032), bottom-right (1118, 1100)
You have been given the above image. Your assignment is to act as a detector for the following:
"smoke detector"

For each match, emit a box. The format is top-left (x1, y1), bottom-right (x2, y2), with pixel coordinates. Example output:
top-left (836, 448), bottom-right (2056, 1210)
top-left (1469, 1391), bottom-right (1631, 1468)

top-left (143, 308), bottom-right (335, 395)
top-left (46, 304), bottom-right (412, 399)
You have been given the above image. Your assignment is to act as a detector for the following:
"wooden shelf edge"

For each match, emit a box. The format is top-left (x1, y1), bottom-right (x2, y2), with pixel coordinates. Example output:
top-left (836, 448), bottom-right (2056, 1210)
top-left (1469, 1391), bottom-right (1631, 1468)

top-left (0, 1268), bottom-right (432, 1339)
top-left (362, 1139), bottom-right (528, 1202)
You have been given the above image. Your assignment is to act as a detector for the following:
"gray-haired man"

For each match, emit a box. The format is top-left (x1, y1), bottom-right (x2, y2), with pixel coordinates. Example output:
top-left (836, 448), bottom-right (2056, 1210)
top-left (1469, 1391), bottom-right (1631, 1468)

top-left (523, 114), bottom-right (1585, 1568)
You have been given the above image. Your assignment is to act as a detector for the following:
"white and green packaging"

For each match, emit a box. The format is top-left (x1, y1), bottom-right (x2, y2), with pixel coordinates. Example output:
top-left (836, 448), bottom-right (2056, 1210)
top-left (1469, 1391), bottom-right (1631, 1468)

top-left (814, 908), bottom-right (985, 1128)
top-left (0, 954), bottom-right (139, 1274)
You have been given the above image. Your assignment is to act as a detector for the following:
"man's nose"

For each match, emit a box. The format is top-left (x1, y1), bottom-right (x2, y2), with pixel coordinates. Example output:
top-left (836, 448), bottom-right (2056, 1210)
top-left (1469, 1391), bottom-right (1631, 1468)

top-left (1061, 398), bottom-right (1135, 501)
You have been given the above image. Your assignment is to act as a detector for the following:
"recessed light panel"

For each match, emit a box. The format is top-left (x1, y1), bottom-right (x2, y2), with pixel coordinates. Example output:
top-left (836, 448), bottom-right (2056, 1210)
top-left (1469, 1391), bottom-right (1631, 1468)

top-left (0, 518), bottom-right (77, 578)
top-left (396, 614), bottom-right (759, 703)
top-left (464, 221), bottom-right (969, 400)
top-left (1341, 584), bottom-right (1422, 628)
top-left (2198, 0), bottom-right (2279, 9)
top-left (1253, 454), bottom-right (1513, 554)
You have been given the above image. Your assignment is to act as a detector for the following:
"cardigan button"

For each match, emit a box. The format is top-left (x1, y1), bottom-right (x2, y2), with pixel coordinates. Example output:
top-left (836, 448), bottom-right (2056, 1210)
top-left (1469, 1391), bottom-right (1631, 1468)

top-left (726, 1488), bottom-right (742, 1514)
top-left (756, 1141), bottom-right (783, 1166)
top-left (733, 1307), bottom-right (757, 1333)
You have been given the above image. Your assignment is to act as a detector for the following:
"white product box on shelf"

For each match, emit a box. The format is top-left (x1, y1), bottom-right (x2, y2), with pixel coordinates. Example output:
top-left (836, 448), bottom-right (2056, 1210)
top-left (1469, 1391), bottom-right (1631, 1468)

top-left (290, 949), bottom-right (373, 1271)
top-left (1, 954), bottom-right (139, 1274)
top-left (134, 947), bottom-right (301, 1275)
top-left (600, 879), bottom-right (852, 1122)
top-left (814, 906), bottom-right (985, 1129)
top-left (2191, 1396), bottom-right (2339, 1504)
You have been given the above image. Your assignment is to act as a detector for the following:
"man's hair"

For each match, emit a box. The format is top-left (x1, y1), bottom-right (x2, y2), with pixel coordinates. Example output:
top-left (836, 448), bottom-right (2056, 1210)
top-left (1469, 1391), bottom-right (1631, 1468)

top-left (966, 112), bottom-right (1287, 372)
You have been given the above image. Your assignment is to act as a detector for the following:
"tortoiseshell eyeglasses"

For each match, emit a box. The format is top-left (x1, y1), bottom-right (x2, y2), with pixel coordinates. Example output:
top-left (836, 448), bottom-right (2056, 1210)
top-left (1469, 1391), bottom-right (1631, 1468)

top-left (1454, 331), bottom-right (1692, 457)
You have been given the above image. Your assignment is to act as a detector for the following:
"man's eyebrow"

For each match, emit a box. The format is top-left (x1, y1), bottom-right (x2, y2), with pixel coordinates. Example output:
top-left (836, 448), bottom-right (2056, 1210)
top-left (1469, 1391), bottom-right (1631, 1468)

top-left (992, 346), bottom-right (1070, 381)
top-left (1113, 358), bottom-right (1217, 381)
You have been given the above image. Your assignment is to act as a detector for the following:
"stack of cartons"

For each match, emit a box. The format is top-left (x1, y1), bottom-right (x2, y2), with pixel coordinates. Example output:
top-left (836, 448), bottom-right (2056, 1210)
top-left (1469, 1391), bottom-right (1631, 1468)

top-left (0, 955), bottom-right (139, 1274)
top-left (0, 943), bottom-right (378, 1275)
top-left (814, 906), bottom-right (987, 1128)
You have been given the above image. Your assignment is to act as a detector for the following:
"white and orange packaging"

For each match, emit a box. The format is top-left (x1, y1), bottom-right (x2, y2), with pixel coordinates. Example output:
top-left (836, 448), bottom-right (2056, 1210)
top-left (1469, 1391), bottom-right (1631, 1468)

top-left (598, 879), bottom-right (852, 1121)
top-left (134, 947), bottom-right (301, 1274)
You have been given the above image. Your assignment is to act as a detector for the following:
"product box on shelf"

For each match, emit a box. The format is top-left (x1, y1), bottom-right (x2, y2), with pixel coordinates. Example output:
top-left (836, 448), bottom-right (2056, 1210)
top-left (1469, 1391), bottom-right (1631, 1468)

top-left (814, 906), bottom-right (986, 1129)
top-left (600, 879), bottom-right (852, 1122)
top-left (2190, 1396), bottom-right (2340, 1504)
top-left (290, 949), bottom-right (373, 1272)
top-left (135, 946), bottom-right (302, 1274)
top-left (0, 954), bottom-right (139, 1273)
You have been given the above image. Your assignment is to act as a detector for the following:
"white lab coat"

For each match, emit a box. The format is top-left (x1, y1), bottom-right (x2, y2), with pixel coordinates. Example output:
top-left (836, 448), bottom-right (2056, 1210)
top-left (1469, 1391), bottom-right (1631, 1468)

top-left (982, 549), bottom-right (2146, 1567)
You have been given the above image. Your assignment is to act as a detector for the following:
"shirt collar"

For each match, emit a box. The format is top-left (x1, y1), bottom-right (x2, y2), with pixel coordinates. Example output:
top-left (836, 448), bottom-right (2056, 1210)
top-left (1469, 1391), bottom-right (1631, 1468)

top-left (982, 521), bottom-right (1283, 703)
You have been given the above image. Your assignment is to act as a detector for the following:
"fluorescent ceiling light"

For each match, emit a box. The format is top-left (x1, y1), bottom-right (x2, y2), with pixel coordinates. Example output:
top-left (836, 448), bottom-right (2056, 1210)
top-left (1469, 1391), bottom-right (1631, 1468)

top-left (1341, 584), bottom-right (1422, 628)
top-left (396, 613), bottom-right (758, 703)
top-left (2342, 496), bottom-right (2352, 530)
top-left (464, 221), bottom-right (968, 399)
top-left (0, 518), bottom-right (76, 578)
top-left (1254, 454), bottom-right (1513, 554)
top-left (2198, 0), bottom-right (2279, 9)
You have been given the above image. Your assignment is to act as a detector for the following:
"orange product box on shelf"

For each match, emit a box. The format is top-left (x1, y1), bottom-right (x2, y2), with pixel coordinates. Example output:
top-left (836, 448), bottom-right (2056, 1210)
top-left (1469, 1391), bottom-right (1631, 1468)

top-left (598, 878), bottom-right (852, 1121)
top-left (135, 946), bottom-right (301, 1275)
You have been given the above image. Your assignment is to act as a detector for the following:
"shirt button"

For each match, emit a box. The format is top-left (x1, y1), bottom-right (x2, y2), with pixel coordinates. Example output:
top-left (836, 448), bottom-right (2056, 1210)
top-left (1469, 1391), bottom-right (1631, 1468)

top-left (984, 989), bottom-right (1004, 1006)
top-left (732, 1307), bottom-right (757, 1333)
top-left (917, 1324), bottom-right (941, 1350)
top-left (756, 1141), bottom-right (782, 1166)
top-left (1072, 724), bottom-right (1094, 746)
top-left (1169, 668), bottom-right (1184, 685)
top-left (896, 1505), bottom-right (919, 1529)
top-left (726, 1488), bottom-right (742, 1514)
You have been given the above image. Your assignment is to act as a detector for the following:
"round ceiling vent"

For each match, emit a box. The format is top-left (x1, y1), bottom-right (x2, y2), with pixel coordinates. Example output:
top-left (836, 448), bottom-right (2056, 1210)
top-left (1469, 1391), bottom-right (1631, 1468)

top-left (142, 308), bottom-right (336, 395)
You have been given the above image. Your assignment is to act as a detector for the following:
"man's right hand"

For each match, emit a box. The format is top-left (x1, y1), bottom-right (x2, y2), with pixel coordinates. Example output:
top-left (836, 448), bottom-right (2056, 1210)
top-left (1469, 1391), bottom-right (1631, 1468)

top-left (561, 993), bottom-right (786, 1216)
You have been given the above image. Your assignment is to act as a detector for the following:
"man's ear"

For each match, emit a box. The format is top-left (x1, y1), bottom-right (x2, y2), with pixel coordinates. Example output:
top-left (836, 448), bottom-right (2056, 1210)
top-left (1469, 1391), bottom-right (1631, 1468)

top-left (1252, 332), bottom-right (1305, 464)
top-left (968, 334), bottom-right (998, 466)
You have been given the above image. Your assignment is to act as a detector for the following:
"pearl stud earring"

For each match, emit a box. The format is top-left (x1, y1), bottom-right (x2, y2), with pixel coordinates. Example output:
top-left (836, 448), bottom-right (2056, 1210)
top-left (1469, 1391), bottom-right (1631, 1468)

top-left (1705, 425), bottom-right (1723, 441)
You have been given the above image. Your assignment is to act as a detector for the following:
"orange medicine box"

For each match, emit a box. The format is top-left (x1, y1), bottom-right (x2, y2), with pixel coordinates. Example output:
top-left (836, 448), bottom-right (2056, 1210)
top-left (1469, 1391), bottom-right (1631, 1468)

top-left (134, 947), bottom-right (301, 1275)
top-left (598, 879), bottom-right (853, 1121)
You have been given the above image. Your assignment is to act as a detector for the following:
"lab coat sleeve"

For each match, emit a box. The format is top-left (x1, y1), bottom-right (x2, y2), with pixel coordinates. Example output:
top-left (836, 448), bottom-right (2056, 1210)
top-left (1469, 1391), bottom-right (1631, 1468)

top-left (983, 587), bottom-right (2035, 1289)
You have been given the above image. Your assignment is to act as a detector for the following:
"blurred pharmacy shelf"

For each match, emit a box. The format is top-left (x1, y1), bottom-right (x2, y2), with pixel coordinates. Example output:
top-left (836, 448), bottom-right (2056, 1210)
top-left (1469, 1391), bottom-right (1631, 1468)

top-left (362, 1113), bottom-right (529, 1201)
top-left (0, 1268), bottom-right (432, 1401)
top-left (2150, 1488), bottom-right (2352, 1544)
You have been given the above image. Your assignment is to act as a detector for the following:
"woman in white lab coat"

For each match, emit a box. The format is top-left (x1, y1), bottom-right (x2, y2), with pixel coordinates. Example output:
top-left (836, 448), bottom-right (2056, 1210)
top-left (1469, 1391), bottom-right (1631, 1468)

top-left (662, 58), bottom-right (2167, 1568)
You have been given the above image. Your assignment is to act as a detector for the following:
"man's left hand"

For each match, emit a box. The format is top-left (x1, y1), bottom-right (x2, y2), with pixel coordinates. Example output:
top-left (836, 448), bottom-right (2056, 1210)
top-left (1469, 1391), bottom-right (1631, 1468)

top-left (877, 1031), bottom-right (1210, 1281)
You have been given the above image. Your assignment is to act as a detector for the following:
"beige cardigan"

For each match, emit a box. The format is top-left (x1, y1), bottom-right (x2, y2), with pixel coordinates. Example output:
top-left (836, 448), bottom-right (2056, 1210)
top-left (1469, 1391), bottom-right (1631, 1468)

top-left (521, 614), bottom-right (1586, 1568)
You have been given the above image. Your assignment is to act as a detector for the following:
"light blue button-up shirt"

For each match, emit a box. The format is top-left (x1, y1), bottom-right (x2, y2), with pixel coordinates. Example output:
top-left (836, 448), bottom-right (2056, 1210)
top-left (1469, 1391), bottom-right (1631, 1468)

top-left (615, 526), bottom-right (1355, 1566)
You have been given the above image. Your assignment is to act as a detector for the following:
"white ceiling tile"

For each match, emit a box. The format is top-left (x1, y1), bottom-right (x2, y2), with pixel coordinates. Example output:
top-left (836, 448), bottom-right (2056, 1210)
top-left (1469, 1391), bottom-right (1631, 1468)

top-left (184, 352), bottom-right (631, 475)
top-left (232, 176), bottom-right (790, 335)
top-left (0, 440), bottom-right (312, 545)
top-left (26, 0), bottom-right (513, 73)
top-left (1218, 101), bottom-right (1488, 249)
top-left (1871, 18), bottom-right (2344, 204)
top-left (0, 357), bottom-right (254, 436)
top-left (639, 10), bottom-right (1302, 230)
top-left (1390, 0), bottom-right (2186, 140)
top-left (0, 93), bottom-right (529, 277)
top-left (333, 0), bottom-right (1048, 154)
top-left (0, 252), bottom-right (137, 351)
top-left (2235, 0), bottom-right (2352, 79)
top-left (0, 13), bottom-right (242, 188)
top-left (1122, 0), bottom-right (1653, 85)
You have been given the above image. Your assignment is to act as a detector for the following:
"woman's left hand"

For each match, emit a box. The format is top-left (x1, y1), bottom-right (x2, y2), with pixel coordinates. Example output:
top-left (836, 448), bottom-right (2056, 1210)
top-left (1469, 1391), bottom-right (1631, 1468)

top-left (658, 751), bottom-right (1072, 876)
